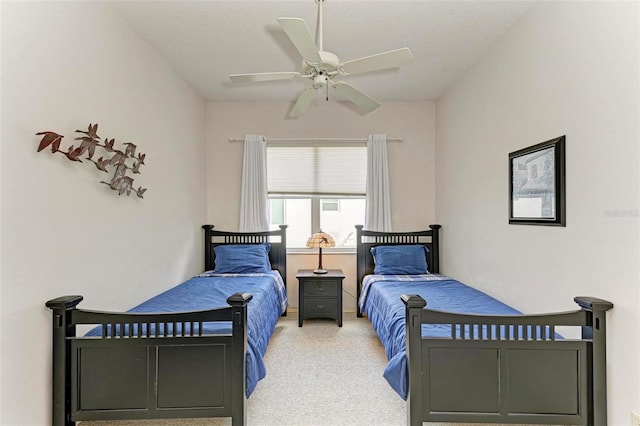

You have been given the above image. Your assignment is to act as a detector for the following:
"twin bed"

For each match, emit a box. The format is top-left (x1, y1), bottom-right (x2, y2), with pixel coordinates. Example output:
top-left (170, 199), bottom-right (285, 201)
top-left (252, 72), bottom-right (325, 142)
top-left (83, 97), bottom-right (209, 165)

top-left (46, 223), bottom-right (613, 426)
top-left (46, 225), bottom-right (287, 426)
top-left (356, 224), bottom-right (613, 426)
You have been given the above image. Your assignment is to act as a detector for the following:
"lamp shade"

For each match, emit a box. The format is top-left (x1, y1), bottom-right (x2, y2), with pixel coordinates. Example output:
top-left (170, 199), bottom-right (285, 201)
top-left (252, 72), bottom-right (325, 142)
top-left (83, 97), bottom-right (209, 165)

top-left (306, 231), bottom-right (336, 249)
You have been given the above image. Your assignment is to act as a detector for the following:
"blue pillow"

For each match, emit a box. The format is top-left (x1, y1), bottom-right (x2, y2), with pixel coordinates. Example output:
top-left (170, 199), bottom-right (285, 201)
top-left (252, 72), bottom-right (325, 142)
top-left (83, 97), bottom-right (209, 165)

top-left (371, 245), bottom-right (429, 275)
top-left (213, 243), bottom-right (272, 274)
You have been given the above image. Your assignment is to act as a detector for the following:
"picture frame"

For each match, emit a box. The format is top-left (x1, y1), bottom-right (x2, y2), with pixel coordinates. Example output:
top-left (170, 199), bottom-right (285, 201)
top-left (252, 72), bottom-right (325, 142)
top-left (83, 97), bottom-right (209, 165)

top-left (509, 135), bottom-right (565, 226)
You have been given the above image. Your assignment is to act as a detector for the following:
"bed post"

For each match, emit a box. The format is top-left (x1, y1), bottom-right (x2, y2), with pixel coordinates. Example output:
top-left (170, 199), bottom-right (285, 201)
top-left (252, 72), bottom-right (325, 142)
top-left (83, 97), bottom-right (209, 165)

top-left (574, 296), bottom-right (614, 426)
top-left (428, 224), bottom-right (441, 274)
top-left (202, 224), bottom-right (214, 271)
top-left (45, 295), bottom-right (84, 426)
top-left (227, 292), bottom-right (253, 426)
top-left (355, 225), bottom-right (365, 317)
top-left (402, 294), bottom-right (427, 426)
top-left (278, 224), bottom-right (288, 316)
top-left (278, 224), bottom-right (288, 284)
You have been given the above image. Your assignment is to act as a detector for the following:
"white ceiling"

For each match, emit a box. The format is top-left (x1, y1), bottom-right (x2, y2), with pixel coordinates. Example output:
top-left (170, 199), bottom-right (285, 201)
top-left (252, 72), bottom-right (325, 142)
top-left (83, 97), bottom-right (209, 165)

top-left (112, 0), bottom-right (536, 103)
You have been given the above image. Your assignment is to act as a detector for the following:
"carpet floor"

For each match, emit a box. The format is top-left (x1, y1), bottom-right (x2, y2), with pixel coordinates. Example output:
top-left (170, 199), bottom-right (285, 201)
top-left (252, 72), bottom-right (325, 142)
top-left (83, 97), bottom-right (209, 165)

top-left (81, 312), bottom-right (551, 426)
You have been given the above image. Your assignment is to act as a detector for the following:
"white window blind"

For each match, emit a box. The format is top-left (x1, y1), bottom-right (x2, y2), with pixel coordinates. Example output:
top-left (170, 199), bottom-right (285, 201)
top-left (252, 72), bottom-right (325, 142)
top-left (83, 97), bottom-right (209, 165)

top-left (267, 145), bottom-right (366, 196)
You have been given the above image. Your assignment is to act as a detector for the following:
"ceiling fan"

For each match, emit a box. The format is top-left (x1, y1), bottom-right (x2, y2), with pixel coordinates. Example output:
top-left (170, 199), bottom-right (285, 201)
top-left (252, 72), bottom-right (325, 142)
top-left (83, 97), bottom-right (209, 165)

top-left (229, 0), bottom-right (413, 118)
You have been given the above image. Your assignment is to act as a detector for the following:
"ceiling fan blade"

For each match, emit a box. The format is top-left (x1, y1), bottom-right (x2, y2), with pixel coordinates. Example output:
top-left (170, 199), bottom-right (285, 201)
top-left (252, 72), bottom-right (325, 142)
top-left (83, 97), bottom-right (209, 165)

top-left (277, 18), bottom-right (322, 64)
top-left (333, 81), bottom-right (380, 114)
top-left (290, 86), bottom-right (318, 118)
top-left (230, 72), bottom-right (301, 83)
top-left (341, 48), bottom-right (413, 75)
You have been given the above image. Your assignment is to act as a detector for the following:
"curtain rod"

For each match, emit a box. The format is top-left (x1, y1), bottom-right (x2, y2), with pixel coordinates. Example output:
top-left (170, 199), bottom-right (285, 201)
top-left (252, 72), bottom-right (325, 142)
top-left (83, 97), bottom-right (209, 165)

top-left (229, 137), bottom-right (402, 143)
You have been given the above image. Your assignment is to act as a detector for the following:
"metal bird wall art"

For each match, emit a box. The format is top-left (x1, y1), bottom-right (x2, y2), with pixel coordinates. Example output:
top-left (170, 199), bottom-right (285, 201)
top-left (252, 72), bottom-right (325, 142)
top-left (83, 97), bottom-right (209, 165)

top-left (36, 123), bottom-right (147, 198)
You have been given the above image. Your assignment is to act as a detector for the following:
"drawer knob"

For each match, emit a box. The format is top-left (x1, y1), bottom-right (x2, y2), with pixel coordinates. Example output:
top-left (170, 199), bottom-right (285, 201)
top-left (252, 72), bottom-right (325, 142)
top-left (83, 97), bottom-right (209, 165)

top-left (317, 304), bottom-right (325, 309)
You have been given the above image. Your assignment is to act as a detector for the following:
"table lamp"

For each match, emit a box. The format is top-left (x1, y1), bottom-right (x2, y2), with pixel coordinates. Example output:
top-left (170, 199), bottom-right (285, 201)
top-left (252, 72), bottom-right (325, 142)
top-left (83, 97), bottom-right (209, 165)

top-left (306, 230), bottom-right (335, 274)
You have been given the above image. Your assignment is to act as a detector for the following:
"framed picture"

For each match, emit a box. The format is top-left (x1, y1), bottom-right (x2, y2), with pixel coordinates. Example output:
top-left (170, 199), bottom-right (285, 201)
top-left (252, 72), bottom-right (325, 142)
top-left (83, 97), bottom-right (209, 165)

top-left (509, 136), bottom-right (565, 226)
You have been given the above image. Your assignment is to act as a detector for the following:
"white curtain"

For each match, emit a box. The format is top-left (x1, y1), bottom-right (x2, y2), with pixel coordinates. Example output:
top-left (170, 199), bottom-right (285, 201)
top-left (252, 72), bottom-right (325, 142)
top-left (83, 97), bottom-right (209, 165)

top-left (365, 134), bottom-right (392, 231)
top-left (239, 134), bottom-right (269, 232)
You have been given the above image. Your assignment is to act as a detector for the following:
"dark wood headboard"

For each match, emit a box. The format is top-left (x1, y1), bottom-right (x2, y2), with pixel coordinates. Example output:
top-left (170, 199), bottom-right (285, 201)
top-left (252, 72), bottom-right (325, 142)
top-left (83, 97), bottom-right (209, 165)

top-left (355, 224), bottom-right (441, 317)
top-left (202, 225), bottom-right (288, 286)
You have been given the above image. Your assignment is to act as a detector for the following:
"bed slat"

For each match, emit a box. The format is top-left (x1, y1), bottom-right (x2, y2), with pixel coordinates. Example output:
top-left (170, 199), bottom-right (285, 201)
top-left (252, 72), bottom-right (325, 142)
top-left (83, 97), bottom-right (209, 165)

top-left (436, 316), bottom-right (570, 341)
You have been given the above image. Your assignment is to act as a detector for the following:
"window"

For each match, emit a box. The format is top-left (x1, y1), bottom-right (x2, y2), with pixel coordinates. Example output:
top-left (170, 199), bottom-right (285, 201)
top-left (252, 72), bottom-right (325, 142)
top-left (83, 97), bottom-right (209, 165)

top-left (269, 197), bottom-right (365, 248)
top-left (321, 199), bottom-right (339, 212)
top-left (267, 144), bottom-right (366, 249)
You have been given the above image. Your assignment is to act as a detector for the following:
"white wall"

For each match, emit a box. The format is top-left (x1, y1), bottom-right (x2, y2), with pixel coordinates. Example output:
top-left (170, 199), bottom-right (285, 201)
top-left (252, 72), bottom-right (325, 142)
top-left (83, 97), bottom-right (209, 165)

top-left (0, 2), bottom-right (206, 425)
top-left (206, 101), bottom-right (435, 311)
top-left (435, 2), bottom-right (639, 424)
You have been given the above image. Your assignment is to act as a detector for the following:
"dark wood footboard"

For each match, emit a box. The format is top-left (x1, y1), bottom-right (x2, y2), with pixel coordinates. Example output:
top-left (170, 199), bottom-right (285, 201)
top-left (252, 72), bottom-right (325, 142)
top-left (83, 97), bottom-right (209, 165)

top-left (403, 295), bottom-right (613, 426)
top-left (46, 293), bottom-right (252, 426)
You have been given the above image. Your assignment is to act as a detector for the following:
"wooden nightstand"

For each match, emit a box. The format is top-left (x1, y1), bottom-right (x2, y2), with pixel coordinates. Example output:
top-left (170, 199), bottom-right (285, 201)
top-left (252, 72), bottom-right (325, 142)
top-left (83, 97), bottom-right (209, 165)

top-left (296, 269), bottom-right (344, 327)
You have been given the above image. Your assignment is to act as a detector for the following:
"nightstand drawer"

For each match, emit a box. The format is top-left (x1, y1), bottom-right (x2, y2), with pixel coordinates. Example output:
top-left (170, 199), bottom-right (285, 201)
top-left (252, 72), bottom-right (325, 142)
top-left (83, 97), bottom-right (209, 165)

top-left (303, 298), bottom-right (338, 317)
top-left (302, 280), bottom-right (338, 297)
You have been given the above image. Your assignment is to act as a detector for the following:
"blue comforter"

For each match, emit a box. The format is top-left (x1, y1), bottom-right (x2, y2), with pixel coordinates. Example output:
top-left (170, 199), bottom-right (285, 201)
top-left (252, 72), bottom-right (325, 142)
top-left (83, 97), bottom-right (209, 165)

top-left (359, 274), bottom-right (520, 400)
top-left (87, 271), bottom-right (288, 397)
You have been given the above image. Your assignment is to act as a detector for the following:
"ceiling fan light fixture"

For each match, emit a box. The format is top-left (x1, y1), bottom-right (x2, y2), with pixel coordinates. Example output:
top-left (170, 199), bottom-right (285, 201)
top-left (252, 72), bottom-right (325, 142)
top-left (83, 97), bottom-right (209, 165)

top-left (313, 74), bottom-right (328, 88)
top-left (229, 0), bottom-right (413, 117)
